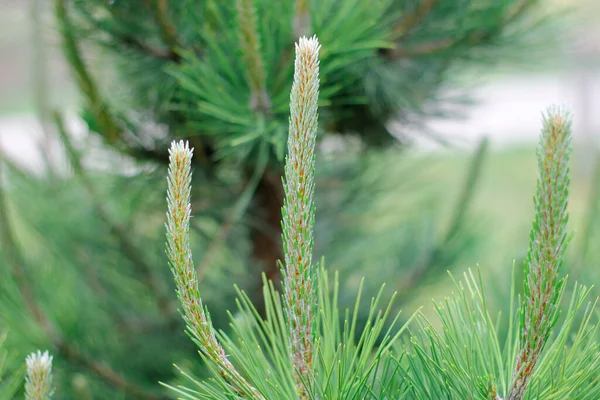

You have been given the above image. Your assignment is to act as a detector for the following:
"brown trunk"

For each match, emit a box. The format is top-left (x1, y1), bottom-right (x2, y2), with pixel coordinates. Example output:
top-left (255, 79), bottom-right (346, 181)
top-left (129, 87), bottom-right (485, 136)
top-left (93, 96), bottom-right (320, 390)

top-left (249, 169), bottom-right (285, 314)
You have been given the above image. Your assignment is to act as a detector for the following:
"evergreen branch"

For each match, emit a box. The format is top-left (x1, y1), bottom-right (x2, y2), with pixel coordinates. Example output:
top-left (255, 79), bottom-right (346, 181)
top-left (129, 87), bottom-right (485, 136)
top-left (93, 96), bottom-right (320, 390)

top-left (293, 0), bottom-right (311, 38)
top-left (392, 0), bottom-right (438, 38)
top-left (236, 0), bottom-right (271, 115)
top-left (98, 1), bottom-right (179, 62)
top-left (57, 0), bottom-right (212, 166)
top-left (0, 334), bottom-right (22, 399)
top-left (56, 0), bottom-right (209, 167)
top-left (281, 35), bottom-right (321, 398)
top-left (54, 112), bottom-right (174, 319)
top-left (507, 107), bottom-right (572, 400)
top-left (0, 151), bottom-right (54, 338)
top-left (443, 137), bottom-right (489, 241)
top-left (166, 141), bottom-right (264, 400)
top-left (1, 151), bottom-right (165, 400)
top-left (150, 0), bottom-right (181, 62)
top-left (24, 351), bottom-right (54, 400)
top-left (116, 33), bottom-right (177, 61)
top-left (390, 38), bottom-right (455, 58)
top-left (55, 0), bottom-right (122, 145)
top-left (56, 342), bottom-right (166, 400)
top-left (398, 136), bottom-right (488, 293)
top-left (390, 0), bottom-right (533, 58)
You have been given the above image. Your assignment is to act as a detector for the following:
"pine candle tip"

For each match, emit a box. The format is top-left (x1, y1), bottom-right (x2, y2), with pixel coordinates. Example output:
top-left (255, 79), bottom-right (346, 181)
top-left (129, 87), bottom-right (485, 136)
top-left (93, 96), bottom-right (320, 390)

top-left (169, 140), bottom-right (194, 156)
top-left (296, 35), bottom-right (320, 54)
top-left (26, 350), bottom-right (53, 372)
top-left (25, 350), bottom-right (54, 400)
top-left (545, 104), bottom-right (571, 123)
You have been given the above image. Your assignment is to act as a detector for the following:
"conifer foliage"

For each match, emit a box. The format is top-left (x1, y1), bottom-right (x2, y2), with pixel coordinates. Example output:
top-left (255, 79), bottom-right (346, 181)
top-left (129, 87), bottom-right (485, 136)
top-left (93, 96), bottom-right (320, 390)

top-left (11, 36), bottom-right (600, 400)
top-left (53, 0), bottom-right (544, 295)
top-left (0, 1), bottom-right (581, 398)
top-left (0, 335), bottom-right (22, 399)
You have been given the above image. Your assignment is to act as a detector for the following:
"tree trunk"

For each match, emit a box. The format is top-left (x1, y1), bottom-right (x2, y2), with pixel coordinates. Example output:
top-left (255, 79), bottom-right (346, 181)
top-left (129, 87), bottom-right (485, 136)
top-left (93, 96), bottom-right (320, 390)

top-left (249, 169), bottom-right (285, 313)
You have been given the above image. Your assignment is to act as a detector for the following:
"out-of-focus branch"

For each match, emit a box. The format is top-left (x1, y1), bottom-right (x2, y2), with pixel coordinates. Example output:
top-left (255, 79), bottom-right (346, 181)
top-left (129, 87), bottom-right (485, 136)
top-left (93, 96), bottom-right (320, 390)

top-left (150, 0), bottom-right (181, 61)
top-left (237, 0), bottom-right (271, 115)
top-left (57, 342), bottom-right (166, 400)
top-left (55, 0), bottom-right (122, 145)
top-left (390, 0), bottom-right (532, 58)
top-left (390, 37), bottom-right (455, 58)
top-left (0, 152), bottom-right (166, 400)
top-left (100, 0), bottom-right (180, 62)
top-left (0, 152), bottom-right (55, 338)
top-left (293, 0), bottom-right (311, 38)
top-left (398, 137), bottom-right (488, 293)
top-left (56, 0), bottom-right (214, 168)
top-left (54, 112), bottom-right (174, 319)
top-left (392, 0), bottom-right (438, 38)
top-left (196, 142), bottom-right (268, 280)
top-left (116, 33), bottom-right (177, 61)
top-left (442, 137), bottom-right (489, 241)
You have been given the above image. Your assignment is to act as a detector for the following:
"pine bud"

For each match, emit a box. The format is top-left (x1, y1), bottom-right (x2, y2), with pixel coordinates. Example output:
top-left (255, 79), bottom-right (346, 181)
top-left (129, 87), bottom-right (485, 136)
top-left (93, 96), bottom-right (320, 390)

top-left (166, 140), bottom-right (263, 399)
top-left (508, 106), bottom-right (572, 400)
top-left (281, 35), bottom-right (321, 399)
top-left (25, 350), bottom-right (54, 400)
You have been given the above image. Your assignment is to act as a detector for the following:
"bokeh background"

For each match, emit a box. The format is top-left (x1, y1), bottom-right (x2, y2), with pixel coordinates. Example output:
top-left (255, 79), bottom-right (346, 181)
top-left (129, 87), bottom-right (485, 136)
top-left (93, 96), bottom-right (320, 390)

top-left (0, 0), bottom-right (599, 398)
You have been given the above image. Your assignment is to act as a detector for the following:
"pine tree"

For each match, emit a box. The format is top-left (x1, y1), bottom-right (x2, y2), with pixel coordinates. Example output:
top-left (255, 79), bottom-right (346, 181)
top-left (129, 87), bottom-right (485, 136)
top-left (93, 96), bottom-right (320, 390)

top-left (53, 0), bottom-right (542, 288)
top-left (15, 44), bottom-right (600, 400)
top-left (8, 32), bottom-right (600, 400)
top-left (0, 1), bottom-right (552, 398)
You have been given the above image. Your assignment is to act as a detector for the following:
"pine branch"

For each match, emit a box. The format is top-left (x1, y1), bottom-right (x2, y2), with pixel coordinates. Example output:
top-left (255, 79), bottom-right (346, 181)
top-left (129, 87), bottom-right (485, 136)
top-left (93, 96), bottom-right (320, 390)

top-left (281, 36), bottom-right (321, 398)
top-left (102, 1), bottom-right (179, 62)
top-left (196, 142), bottom-right (268, 280)
top-left (442, 137), bottom-right (489, 241)
top-left (56, 0), bottom-right (214, 167)
top-left (0, 151), bottom-right (54, 338)
top-left (507, 107), bottom-right (572, 400)
top-left (293, 0), bottom-right (311, 38)
top-left (236, 0), bottom-right (271, 115)
top-left (398, 136), bottom-right (488, 293)
top-left (1, 151), bottom-right (166, 400)
top-left (54, 112), bottom-right (175, 319)
top-left (392, 0), bottom-right (438, 38)
top-left (0, 334), bottom-right (22, 398)
top-left (149, 0), bottom-right (181, 62)
top-left (56, 342), bottom-right (166, 400)
top-left (390, 0), bottom-right (533, 58)
top-left (55, 0), bottom-right (122, 145)
top-left (116, 32), bottom-right (177, 61)
top-left (166, 141), bottom-right (264, 400)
